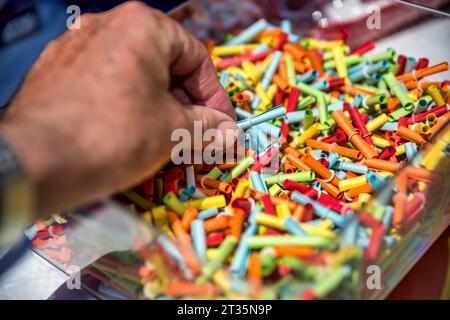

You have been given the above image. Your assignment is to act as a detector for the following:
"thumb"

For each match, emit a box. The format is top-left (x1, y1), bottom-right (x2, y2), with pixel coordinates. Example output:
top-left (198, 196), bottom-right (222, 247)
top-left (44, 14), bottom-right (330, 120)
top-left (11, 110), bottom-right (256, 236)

top-left (183, 104), bottom-right (239, 150)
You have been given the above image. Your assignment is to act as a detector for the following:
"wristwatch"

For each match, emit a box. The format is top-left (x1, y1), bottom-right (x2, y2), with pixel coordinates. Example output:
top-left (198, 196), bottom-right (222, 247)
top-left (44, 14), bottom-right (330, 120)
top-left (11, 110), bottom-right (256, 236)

top-left (0, 136), bottom-right (34, 248)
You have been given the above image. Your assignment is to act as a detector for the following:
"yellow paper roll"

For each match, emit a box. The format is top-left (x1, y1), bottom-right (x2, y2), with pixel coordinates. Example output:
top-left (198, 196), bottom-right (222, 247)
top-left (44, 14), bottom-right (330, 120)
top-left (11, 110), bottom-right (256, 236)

top-left (186, 195), bottom-right (227, 210)
top-left (372, 134), bottom-right (391, 148)
top-left (242, 60), bottom-right (258, 84)
top-left (395, 144), bottom-right (406, 156)
top-left (332, 44), bottom-right (348, 80)
top-left (301, 224), bottom-right (336, 239)
top-left (151, 205), bottom-right (167, 226)
top-left (291, 123), bottom-right (321, 147)
top-left (428, 84), bottom-right (445, 106)
top-left (255, 213), bottom-right (286, 230)
top-left (269, 184), bottom-right (282, 196)
top-left (275, 203), bottom-right (291, 218)
top-left (255, 83), bottom-right (271, 107)
top-left (212, 44), bottom-right (259, 56)
top-left (338, 175), bottom-right (368, 192)
top-left (232, 179), bottom-right (249, 202)
top-left (307, 38), bottom-right (344, 50)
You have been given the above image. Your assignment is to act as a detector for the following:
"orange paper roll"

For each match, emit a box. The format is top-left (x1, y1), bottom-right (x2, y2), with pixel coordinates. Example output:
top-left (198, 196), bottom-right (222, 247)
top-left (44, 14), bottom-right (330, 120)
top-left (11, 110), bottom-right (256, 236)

top-left (301, 154), bottom-right (341, 186)
top-left (279, 58), bottom-right (288, 82)
top-left (332, 109), bottom-right (357, 136)
top-left (243, 188), bottom-right (252, 198)
top-left (248, 252), bottom-right (261, 283)
top-left (258, 28), bottom-right (282, 39)
top-left (197, 187), bottom-right (221, 197)
top-left (351, 134), bottom-right (379, 159)
top-left (284, 43), bottom-right (306, 60)
top-left (284, 160), bottom-right (297, 174)
top-left (172, 220), bottom-right (192, 246)
top-left (345, 171), bottom-right (358, 179)
top-left (230, 208), bottom-right (246, 239)
top-left (196, 175), bottom-right (232, 194)
top-left (396, 126), bottom-right (426, 145)
top-left (181, 207), bottom-right (198, 231)
top-left (306, 139), bottom-right (363, 161)
top-left (392, 172), bottom-right (408, 229)
top-left (339, 85), bottom-right (375, 97)
top-left (217, 162), bottom-right (237, 170)
top-left (205, 39), bottom-right (215, 55)
top-left (430, 111), bottom-right (450, 137)
top-left (393, 192), bottom-right (408, 230)
top-left (204, 216), bottom-right (230, 233)
top-left (177, 242), bottom-right (202, 277)
top-left (165, 282), bottom-right (222, 297)
top-left (397, 62), bottom-right (449, 82)
top-left (364, 158), bottom-right (401, 172)
top-left (167, 210), bottom-right (180, 227)
top-left (273, 74), bottom-right (290, 91)
top-left (404, 80), bottom-right (441, 91)
top-left (317, 178), bottom-right (343, 199)
top-left (332, 110), bottom-right (378, 158)
top-left (274, 245), bottom-right (317, 258)
top-left (307, 49), bottom-right (324, 75)
top-left (248, 253), bottom-right (262, 298)
top-left (387, 97), bottom-right (401, 113)
top-left (292, 205), bottom-right (305, 222)
top-left (346, 183), bottom-right (372, 198)
top-left (402, 165), bottom-right (443, 184)
top-left (294, 60), bottom-right (308, 73)
top-left (283, 145), bottom-right (304, 157)
top-left (286, 153), bottom-right (311, 171)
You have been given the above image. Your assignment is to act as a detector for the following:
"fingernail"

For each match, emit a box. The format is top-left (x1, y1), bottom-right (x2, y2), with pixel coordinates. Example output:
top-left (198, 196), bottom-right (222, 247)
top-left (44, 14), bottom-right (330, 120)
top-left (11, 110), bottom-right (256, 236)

top-left (213, 121), bottom-right (238, 149)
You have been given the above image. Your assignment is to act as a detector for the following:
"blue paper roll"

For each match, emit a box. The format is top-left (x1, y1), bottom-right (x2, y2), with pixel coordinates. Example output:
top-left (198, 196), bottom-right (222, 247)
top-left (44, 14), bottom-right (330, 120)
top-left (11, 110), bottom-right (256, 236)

top-left (284, 216), bottom-right (309, 236)
top-left (191, 220), bottom-right (206, 263)
top-left (404, 141), bottom-right (418, 161)
top-left (334, 161), bottom-right (368, 174)
top-left (220, 71), bottom-right (229, 88)
top-left (297, 70), bottom-right (319, 83)
top-left (198, 207), bottom-right (219, 220)
top-left (404, 56), bottom-right (417, 74)
top-left (327, 152), bottom-right (340, 168)
top-left (379, 121), bottom-right (398, 131)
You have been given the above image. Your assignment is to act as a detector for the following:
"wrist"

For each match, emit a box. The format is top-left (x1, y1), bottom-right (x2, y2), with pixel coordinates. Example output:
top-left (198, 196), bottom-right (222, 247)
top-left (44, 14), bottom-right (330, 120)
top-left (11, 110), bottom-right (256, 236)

top-left (0, 117), bottom-right (66, 214)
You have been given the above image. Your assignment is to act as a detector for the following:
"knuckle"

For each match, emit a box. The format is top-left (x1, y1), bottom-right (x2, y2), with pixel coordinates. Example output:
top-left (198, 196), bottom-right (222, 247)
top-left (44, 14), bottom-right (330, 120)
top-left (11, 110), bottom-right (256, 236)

top-left (107, 2), bottom-right (152, 33)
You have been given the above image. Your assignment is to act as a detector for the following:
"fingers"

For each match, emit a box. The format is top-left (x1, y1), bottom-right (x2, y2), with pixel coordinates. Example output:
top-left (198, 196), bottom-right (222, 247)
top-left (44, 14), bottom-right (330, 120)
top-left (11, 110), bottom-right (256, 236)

top-left (103, 2), bottom-right (236, 119)
top-left (142, 6), bottom-right (235, 119)
top-left (170, 80), bottom-right (194, 106)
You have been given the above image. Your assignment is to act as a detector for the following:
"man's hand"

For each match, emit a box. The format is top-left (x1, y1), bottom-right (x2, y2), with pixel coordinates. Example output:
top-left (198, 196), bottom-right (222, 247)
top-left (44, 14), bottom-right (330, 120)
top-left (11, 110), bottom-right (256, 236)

top-left (0, 2), bottom-right (236, 215)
